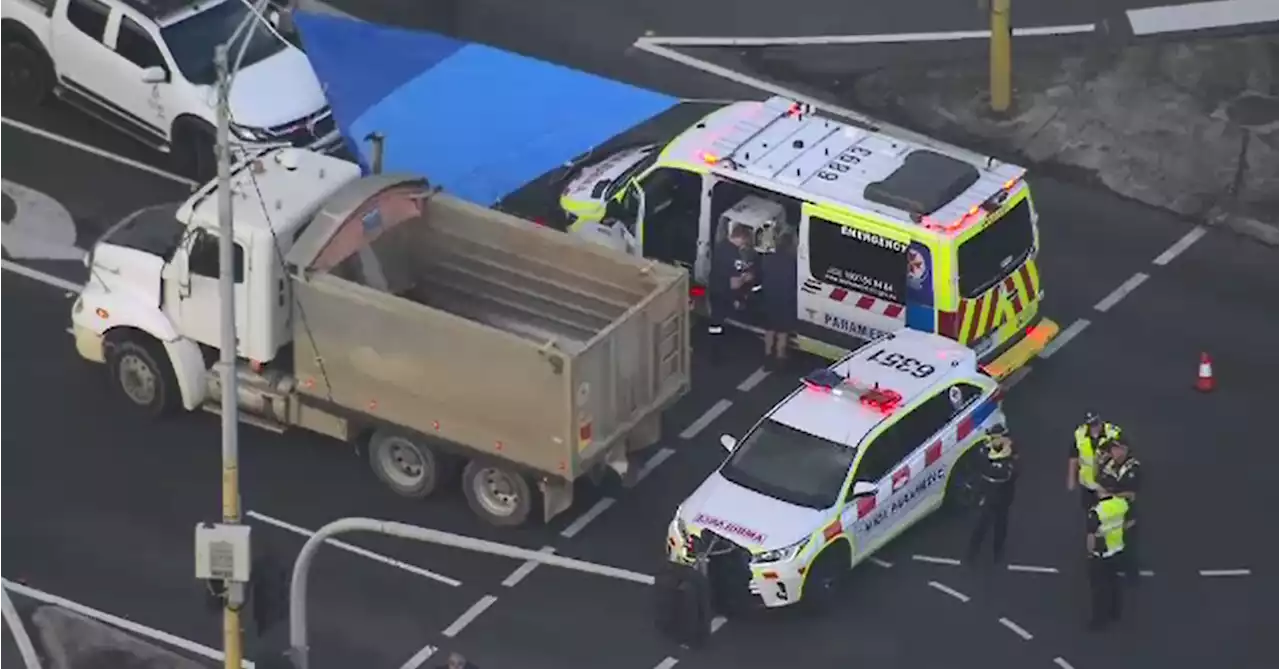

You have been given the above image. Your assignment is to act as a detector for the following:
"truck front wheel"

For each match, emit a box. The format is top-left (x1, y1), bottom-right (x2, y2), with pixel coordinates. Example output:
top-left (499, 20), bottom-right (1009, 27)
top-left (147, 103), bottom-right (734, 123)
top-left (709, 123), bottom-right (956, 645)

top-left (106, 335), bottom-right (179, 418)
top-left (368, 431), bottom-right (444, 499)
top-left (462, 461), bottom-right (535, 527)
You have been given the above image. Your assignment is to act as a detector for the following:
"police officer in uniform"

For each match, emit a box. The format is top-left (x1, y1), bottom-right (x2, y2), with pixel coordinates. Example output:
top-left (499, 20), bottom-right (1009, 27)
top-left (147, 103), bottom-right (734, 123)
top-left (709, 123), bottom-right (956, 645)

top-left (1085, 491), bottom-right (1132, 631)
top-left (1097, 439), bottom-right (1142, 582)
top-left (966, 429), bottom-right (1017, 565)
top-left (1067, 412), bottom-right (1122, 512)
top-left (706, 224), bottom-right (757, 362)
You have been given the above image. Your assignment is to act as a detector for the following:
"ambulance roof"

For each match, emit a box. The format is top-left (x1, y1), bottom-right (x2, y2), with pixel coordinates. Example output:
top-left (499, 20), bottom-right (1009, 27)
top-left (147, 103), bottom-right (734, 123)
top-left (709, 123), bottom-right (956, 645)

top-left (767, 330), bottom-right (976, 449)
top-left (181, 149), bottom-right (361, 242)
top-left (661, 97), bottom-right (1027, 235)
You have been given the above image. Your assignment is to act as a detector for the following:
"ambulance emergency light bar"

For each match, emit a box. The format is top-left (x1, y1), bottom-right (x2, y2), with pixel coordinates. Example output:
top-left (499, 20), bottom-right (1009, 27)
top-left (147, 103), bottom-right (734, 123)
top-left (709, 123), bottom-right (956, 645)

top-left (801, 368), bottom-right (903, 414)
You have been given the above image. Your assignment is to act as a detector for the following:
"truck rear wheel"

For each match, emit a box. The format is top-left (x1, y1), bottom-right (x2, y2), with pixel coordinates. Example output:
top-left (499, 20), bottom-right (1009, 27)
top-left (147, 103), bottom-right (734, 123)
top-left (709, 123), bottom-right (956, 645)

top-left (106, 334), bottom-right (179, 418)
top-left (462, 460), bottom-right (535, 527)
top-left (368, 431), bottom-right (443, 499)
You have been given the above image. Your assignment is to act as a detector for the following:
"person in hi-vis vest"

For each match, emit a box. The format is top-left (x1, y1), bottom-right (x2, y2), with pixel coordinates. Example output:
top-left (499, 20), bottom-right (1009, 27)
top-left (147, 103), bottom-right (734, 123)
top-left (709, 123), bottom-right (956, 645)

top-left (1067, 412), bottom-right (1122, 512)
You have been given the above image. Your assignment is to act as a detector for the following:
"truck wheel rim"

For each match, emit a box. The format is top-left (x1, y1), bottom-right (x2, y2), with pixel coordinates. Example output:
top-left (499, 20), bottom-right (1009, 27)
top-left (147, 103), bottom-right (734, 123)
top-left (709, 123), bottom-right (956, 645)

top-left (118, 354), bottom-right (157, 406)
top-left (473, 468), bottom-right (518, 517)
top-left (380, 438), bottom-right (425, 489)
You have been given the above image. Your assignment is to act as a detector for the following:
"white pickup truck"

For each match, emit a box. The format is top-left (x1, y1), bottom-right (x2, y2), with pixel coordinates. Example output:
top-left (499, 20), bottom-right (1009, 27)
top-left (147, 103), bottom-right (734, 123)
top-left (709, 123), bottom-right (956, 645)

top-left (2, 0), bottom-right (341, 177)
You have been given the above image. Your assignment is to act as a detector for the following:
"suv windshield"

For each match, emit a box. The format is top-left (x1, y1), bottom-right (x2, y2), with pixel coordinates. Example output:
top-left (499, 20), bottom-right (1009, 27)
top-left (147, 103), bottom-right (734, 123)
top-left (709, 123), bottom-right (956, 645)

top-left (957, 197), bottom-right (1035, 298)
top-left (162, 1), bottom-right (287, 86)
top-left (719, 419), bottom-right (857, 510)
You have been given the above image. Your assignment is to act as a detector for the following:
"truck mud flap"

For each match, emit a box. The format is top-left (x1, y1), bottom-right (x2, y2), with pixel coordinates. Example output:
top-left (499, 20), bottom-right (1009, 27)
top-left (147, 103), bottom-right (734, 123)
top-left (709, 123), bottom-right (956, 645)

top-left (540, 477), bottom-right (574, 522)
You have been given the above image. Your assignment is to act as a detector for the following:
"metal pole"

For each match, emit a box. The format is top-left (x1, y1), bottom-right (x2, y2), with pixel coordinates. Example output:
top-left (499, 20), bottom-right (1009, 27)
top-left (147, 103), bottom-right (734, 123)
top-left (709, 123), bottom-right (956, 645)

top-left (287, 518), bottom-right (656, 669)
top-left (989, 0), bottom-right (1013, 113)
top-left (214, 43), bottom-right (245, 669)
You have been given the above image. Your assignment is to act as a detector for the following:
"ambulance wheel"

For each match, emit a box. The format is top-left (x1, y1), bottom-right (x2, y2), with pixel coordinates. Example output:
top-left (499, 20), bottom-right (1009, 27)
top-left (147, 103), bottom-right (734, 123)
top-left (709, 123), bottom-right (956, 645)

top-left (368, 430), bottom-right (447, 499)
top-left (944, 446), bottom-right (984, 513)
top-left (462, 460), bottom-right (536, 527)
top-left (801, 542), bottom-right (849, 614)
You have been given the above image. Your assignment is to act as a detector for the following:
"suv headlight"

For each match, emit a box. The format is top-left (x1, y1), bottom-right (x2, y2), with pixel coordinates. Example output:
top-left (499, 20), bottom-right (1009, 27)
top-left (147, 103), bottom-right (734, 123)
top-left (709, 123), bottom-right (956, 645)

top-left (673, 506), bottom-right (688, 538)
top-left (752, 537), bottom-right (808, 564)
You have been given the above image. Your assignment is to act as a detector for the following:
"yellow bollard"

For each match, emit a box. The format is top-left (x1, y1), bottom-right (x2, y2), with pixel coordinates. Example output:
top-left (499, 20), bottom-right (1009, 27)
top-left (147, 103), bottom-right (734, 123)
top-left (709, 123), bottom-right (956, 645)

top-left (989, 0), bottom-right (1012, 113)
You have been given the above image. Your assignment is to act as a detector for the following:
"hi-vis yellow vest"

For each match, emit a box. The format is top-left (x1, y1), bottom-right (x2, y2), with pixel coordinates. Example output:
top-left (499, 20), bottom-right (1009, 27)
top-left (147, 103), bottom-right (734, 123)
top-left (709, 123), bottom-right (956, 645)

top-left (1093, 497), bottom-right (1129, 557)
top-left (1074, 423), bottom-right (1120, 489)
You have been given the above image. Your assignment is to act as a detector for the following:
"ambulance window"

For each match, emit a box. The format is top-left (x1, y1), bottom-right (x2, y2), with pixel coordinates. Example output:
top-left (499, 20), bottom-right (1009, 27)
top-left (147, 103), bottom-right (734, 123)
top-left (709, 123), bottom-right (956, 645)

top-left (957, 198), bottom-right (1034, 297)
top-left (945, 382), bottom-right (984, 415)
top-left (857, 392), bottom-right (955, 483)
top-left (807, 216), bottom-right (908, 304)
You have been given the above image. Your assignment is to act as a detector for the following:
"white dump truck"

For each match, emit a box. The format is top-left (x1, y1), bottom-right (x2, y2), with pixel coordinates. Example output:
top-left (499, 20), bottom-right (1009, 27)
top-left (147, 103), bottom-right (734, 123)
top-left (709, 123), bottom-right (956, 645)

top-left (70, 148), bottom-right (691, 527)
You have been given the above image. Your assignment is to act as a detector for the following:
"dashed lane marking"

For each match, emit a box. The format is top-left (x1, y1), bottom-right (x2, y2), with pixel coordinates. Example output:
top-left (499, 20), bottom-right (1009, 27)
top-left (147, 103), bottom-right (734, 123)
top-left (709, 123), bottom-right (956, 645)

top-left (1, 116), bottom-right (198, 188)
top-left (679, 399), bottom-right (733, 439)
top-left (870, 557), bottom-right (894, 568)
top-left (397, 643), bottom-right (438, 669)
top-left (653, 658), bottom-right (680, 669)
top-left (245, 510), bottom-right (462, 587)
top-left (912, 554), bottom-right (961, 566)
top-left (1093, 272), bottom-right (1149, 313)
top-left (1152, 226), bottom-right (1208, 266)
top-left (502, 546), bottom-right (556, 587)
top-left (559, 498), bottom-right (616, 539)
top-left (1007, 564), bottom-right (1060, 574)
top-left (1039, 318), bottom-right (1090, 359)
top-left (1199, 569), bottom-right (1251, 577)
top-left (638, 23), bottom-right (1096, 47)
top-left (634, 448), bottom-right (677, 484)
top-left (1139, 569), bottom-right (1156, 577)
top-left (927, 580), bottom-right (971, 603)
top-left (710, 615), bottom-right (727, 634)
top-left (1127, 0), bottom-right (1278, 36)
top-left (998, 617), bottom-right (1035, 641)
top-left (2, 579), bottom-right (255, 668)
top-left (441, 595), bottom-right (498, 638)
top-left (736, 367), bottom-right (771, 392)
top-left (2, 260), bottom-right (84, 293)
top-left (1054, 657), bottom-right (1077, 669)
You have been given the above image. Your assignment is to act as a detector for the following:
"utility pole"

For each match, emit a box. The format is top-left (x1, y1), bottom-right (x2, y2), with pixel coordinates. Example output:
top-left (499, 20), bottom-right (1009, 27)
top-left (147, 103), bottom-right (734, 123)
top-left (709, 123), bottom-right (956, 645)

top-left (214, 42), bottom-right (245, 669)
top-left (989, 0), bottom-right (1013, 113)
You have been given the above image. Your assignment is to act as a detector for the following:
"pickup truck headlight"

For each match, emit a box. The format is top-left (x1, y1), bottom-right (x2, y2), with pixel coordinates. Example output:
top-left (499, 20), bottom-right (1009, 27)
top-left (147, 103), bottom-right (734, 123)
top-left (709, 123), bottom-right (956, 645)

top-left (752, 537), bottom-right (808, 564)
top-left (230, 123), bottom-right (268, 142)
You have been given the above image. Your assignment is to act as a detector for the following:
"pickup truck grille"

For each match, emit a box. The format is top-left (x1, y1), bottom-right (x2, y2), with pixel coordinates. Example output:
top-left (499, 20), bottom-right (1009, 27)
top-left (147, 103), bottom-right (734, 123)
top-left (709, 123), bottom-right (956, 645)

top-left (264, 110), bottom-right (336, 147)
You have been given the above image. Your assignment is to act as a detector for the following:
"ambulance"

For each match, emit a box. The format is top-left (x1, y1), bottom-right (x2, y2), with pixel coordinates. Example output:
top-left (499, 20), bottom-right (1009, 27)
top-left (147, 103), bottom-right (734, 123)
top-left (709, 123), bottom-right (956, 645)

top-left (559, 96), bottom-right (1059, 378)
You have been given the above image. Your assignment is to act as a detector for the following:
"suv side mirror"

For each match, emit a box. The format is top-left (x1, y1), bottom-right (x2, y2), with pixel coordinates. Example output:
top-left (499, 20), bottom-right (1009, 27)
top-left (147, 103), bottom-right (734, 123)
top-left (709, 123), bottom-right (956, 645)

top-left (141, 66), bottom-right (168, 84)
top-left (719, 434), bottom-right (737, 452)
top-left (850, 481), bottom-right (878, 498)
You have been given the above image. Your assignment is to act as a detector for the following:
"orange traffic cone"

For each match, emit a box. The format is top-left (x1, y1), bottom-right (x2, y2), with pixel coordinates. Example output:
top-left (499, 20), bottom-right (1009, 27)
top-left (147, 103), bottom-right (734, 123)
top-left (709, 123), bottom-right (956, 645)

top-left (1195, 352), bottom-right (1215, 392)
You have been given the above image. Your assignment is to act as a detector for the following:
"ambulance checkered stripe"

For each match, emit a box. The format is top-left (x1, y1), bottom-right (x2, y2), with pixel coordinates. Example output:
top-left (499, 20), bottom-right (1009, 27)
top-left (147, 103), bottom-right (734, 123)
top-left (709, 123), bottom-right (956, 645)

top-left (803, 279), bottom-right (905, 318)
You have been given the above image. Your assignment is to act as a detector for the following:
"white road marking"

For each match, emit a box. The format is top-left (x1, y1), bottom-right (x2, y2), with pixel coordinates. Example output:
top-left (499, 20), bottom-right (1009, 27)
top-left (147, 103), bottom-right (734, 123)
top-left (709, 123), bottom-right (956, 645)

top-left (1139, 569), bottom-right (1156, 577)
top-left (1038, 318), bottom-right (1090, 359)
top-left (642, 23), bottom-right (1096, 47)
top-left (679, 399), bottom-right (733, 439)
top-left (1054, 657), bottom-right (1077, 669)
top-left (710, 615), bottom-right (728, 633)
top-left (634, 447), bottom-right (677, 484)
top-left (1153, 226), bottom-right (1208, 266)
top-left (2, 260), bottom-right (84, 293)
top-left (397, 643), bottom-right (438, 669)
top-left (1199, 568), bottom-right (1251, 577)
top-left (1, 585), bottom-right (42, 669)
top-left (998, 617), bottom-right (1035, 640)
top-left (1094, 272), bottom-right (1149, 313)
top-left (927, 580), bottom-right (971, 603)
top-left (912, 554), bottom-right (961, 566)
top-left (559, 498), bottom-right (616, 538)
top-left (1006, 564), bottom-right (1060, 574)
top-left (65, 327), bottom-right (74, 335)
top-left (652, 658), bottom-right (680, 669)
top-left (1001, 366), bottom-right (1033, 391)
top-left (736, 367), bottom-right (771, 392)
top-left (441, 595), bottom-right (498, 638)
top-left (1, 180), bottom-right (87, 262)
top-left (1, 117), bottom-right (197, 188)
top-left (502, 546), bottom-right (556, 587)
top-left (1127, 0), bottom-right (1277, 36)
top-left (2, 579), bottom-right (255, 668)
top-left (245, 510), bottom-right (462, 586)
top-left (870, 557), bottom-right (894, 568)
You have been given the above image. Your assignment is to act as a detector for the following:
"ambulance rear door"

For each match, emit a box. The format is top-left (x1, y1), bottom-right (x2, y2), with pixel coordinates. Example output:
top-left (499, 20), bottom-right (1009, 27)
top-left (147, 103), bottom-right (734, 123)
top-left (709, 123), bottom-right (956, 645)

top-left (797, 204), bottom-right (912, 349)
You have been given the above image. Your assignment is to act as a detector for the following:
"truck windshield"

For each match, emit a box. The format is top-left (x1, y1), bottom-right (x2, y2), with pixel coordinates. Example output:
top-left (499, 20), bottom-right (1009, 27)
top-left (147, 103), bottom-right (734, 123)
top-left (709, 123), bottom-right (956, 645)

top-left (719, 419), bottom-right (856, 510)
top-left (162, 1), bottom-right (287, 86)
top-left (956, 197), bottom-right (1035, 298)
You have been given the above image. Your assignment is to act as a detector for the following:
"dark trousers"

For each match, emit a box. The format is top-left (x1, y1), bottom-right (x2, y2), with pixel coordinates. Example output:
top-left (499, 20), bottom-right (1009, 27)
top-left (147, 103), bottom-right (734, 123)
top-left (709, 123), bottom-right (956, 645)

top-left (1087, 553), bottom-right (1125, 628)
top-left (967, 492), bottom-right (1012, 562)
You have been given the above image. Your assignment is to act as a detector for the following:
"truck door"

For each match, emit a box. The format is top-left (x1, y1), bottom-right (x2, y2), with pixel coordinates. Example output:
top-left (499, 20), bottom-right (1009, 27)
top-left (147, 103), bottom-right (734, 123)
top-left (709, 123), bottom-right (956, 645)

top-left (797, 205), bottom-right (911, 344)
top-left (102, 14), bottom-right (170, 140)
top-left (168, 229), bottom-right (251, 355)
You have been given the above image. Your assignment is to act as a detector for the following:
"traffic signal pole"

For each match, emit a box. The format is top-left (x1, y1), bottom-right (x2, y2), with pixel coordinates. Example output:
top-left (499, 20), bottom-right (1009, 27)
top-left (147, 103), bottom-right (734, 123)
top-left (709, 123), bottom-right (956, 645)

top-left (989, 0), bottom-right (1013, 113)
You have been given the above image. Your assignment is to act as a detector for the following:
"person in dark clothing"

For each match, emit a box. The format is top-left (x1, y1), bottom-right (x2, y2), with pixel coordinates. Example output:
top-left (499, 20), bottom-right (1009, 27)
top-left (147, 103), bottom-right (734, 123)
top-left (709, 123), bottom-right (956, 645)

top-left (966, 430), bottom-right (1018, 565)
top-left (705, 225), bottom-right (756, 360)
top-left (761, 230), bottom-right (798, 368)
top-left (436, 651), bottom-right (478, 669)
top-left (1097, 439), bottom-right (1142, 583)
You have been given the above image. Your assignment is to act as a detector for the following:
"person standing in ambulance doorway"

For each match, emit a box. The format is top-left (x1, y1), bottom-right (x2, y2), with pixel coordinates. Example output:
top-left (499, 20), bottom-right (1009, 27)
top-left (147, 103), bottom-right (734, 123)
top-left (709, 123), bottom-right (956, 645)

top-left (1068, 412), bottom-right (1123, 512)
top-left (706, 224), bottom-right (757, 363)
top-left (1085, 491), bottom-right (1133, 631)
top-left (760, 230), bottom-right (798, 369)
top-left (1097, 439), bottom-right (1142, 583)
top-left (966, 427), bottom-right (1017, 565)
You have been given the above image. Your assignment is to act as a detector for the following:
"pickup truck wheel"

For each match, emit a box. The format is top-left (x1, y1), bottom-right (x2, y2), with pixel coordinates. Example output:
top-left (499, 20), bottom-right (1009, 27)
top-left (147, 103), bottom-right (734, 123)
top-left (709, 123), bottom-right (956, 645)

top-left (3, 40), bottom-right (52, 109)
top-left (368, 432), bottom-right (440, 499)
top-left (106, 336), bottom-right (179, 418)
top-left (462, 461), bottom-right (535, 527)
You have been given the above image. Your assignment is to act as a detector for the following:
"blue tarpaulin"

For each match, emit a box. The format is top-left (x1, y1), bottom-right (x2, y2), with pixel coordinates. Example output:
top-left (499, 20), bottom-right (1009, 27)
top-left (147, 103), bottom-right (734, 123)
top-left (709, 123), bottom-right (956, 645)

top-left (293, 12), bottom-right (679, 206)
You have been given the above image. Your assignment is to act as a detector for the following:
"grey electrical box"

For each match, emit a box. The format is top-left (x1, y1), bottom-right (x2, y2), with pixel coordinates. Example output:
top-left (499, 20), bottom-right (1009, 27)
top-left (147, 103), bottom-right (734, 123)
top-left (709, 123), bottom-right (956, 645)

top-left (194, 523), bottom-right (252, 583)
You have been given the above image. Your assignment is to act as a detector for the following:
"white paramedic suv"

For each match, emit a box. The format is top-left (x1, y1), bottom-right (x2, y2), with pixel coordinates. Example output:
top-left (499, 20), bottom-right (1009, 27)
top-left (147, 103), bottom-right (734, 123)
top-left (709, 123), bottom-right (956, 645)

top-left (667, 329), bottom-right (1008, 612)
top-left (2, 0), bottom-right (340, 177)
